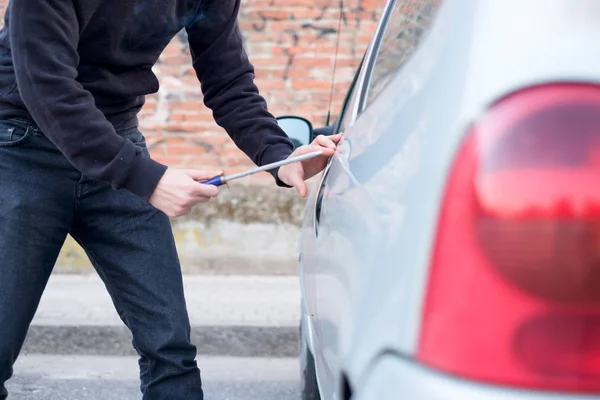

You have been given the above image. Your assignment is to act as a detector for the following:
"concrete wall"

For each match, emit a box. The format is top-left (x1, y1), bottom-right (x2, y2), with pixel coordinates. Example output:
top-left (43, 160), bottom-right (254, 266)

top-left (57, 183), bottom-right (306, 275)
top-left (0, 0), bottom-right (384, 273)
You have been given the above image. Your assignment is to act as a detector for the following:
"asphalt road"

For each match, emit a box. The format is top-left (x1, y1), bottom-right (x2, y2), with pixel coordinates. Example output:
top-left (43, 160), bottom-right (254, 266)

top-left (7, 355), bottom-right (299, 400)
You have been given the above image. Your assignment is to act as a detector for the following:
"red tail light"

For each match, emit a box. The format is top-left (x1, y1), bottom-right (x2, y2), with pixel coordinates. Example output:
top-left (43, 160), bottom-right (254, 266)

top-left (417, 83), bottom-right (600, 393)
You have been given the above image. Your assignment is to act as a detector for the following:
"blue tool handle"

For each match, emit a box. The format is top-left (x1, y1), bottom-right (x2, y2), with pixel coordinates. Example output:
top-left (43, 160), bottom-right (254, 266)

top-left (201, 176), bottom-right (224, 186)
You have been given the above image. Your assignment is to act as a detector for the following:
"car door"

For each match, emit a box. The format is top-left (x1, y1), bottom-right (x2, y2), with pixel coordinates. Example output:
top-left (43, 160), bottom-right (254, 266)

top-left (308, 4), bottom-right (395, 397)
top-left (298, 50), bottom-right (365, 376)
top-left (306, 55), bottom-right (365, 383)
top-left (311, 0), bottom-right (444, 397)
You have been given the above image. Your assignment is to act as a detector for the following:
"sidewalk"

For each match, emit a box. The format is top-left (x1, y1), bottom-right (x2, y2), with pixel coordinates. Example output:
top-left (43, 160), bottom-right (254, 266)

top-left (22, 274), bottom-right (301, 358)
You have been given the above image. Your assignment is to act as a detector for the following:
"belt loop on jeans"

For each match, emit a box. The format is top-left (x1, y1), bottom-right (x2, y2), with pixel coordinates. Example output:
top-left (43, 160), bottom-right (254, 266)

top-left (26, 120), bottom-right (42, 136)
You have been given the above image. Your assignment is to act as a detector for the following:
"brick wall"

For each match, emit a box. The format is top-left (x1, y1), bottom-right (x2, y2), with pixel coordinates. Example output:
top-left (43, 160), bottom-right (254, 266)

top-left (1, 0), bottom-right (384, 184)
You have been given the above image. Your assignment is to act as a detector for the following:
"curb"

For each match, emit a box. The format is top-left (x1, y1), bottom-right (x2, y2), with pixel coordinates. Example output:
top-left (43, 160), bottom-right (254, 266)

top-left (23, 325), bottom-right (299, 358)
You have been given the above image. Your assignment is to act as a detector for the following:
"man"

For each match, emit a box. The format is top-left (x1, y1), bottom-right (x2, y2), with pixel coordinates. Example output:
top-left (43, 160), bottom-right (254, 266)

top-left (0, 0), bottom-right (341, 398)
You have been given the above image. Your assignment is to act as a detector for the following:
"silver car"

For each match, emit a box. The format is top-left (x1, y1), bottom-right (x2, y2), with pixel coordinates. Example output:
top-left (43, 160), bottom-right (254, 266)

top-left (277, 0), bottom-right (600, 399)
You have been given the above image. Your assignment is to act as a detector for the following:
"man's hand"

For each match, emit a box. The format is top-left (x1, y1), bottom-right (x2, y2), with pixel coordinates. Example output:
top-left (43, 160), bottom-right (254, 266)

top-left (149, 168), bottom-right (222, 218)
top-left (277, 133), bottom-right (343, 197)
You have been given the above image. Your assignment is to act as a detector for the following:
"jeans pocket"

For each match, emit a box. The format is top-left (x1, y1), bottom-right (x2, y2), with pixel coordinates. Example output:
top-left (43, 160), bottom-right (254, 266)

top-left (0, 120), bottom-right (33, 147)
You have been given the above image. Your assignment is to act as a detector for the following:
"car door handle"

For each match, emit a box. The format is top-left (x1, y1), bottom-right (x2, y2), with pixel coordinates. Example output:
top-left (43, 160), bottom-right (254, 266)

top-left (315, 188), bottom-right (325, 226)
top-left (314, 157), bottom-right (333, 237)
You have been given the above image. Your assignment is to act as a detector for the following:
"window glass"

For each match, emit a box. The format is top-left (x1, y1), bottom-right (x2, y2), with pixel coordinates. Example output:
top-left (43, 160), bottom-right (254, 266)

top-left (365, 0), bottom-right (442, 107)
top-left (336, 79), bottom-right (360, 134)
top-left (334, 57), bottom-right (364, 134)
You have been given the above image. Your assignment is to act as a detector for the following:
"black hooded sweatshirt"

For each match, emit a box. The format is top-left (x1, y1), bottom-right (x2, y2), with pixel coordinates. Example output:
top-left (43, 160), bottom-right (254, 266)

top-left (0, 0), bottom-right (294, 200)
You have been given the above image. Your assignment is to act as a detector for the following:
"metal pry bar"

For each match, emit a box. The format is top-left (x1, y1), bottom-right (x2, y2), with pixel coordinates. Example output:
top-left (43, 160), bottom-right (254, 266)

top-left (201, 150), bottom-right (324, 186)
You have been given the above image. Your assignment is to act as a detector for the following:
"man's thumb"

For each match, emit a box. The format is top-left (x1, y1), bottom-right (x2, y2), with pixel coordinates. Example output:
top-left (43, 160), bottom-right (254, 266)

top-left (183, 169), bottom-right (224, 182)
top-left (288, 174), bottom-right (307, 197)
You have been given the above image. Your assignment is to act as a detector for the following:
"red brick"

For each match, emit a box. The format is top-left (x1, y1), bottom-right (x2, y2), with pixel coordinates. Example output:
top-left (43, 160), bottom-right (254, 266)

top-left (291, 80), bottom-right (334, 90)
top-left (258, 9), bottom-right (291, 20)
top-left (167, 145), bottom-right (207, 156)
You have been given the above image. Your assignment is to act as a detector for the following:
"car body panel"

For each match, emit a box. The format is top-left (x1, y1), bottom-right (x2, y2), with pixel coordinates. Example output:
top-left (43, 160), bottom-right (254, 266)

top-left (353, 353), bottom-right (600, 400)
top-left (297, 0), bottom-right (600, 399)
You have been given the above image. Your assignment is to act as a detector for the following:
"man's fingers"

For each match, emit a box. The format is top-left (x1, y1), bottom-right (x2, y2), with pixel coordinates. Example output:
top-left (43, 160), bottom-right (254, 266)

top-left (183, 169), bottom-right (224, 182)
top-left (292, 179), bottom-right (308, 198)
top-left (193, 183), bottom-right (219, 198)
top-left (189, 195), bottom-right (213, 205)
top-left (330, 133), bottom-right (343, 143)
top-left (177, 173), bottom-right (220, 198)
top-left (286, 170), bottom-right (307, 197)
top-left (307, 143), bottom-right (335, 157)
top-left (314, 134), bottom-right (337, 149)
top-left (181, 169), bottom-right (222, 198)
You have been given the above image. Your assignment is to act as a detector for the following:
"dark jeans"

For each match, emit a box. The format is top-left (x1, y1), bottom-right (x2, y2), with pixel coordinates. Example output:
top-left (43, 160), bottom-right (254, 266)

top-left (0, 119), bottom-right (203, 399)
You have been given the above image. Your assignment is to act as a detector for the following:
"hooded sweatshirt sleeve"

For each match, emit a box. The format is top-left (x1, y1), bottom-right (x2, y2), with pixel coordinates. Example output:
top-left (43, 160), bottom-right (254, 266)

top-left (185, 0), bottom-right (294, 186)
top-left (9, 0), bottom-right (167, 201)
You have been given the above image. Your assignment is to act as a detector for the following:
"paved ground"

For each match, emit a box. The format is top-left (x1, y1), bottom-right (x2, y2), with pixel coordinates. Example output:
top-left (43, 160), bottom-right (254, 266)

top-left (8, 355), bottom-right (299, 400)
top-left (22, 274), bottom-right (301, 358)
top-left (10, 274), bottom-right (303, 398)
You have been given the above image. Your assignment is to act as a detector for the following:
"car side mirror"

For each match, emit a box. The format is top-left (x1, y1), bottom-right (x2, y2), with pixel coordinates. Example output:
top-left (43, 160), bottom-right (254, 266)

top-left (277, 116), bottom-right (313, 148)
